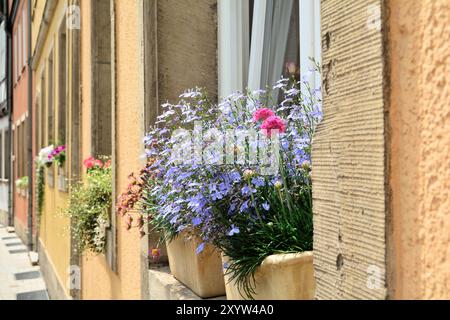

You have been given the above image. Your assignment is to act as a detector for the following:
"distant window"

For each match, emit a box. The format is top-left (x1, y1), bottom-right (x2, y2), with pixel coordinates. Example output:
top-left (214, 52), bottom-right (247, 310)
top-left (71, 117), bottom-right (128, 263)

top-left (22, 118), bottom-right (27, 180)
top-left (0, 21), bottom-right (6, 81)
top-left (18, 17), bottom-right (22, 76)
top-left (13, 31), bottom-right (17, 82)
top-left (57, 19), bottom-right (68, 191)
top-left (22, 8), bottom-right (27, 69)
top-left (39, 71), bottom-right (46, 149)
top-left (5, 129), bottom-right (9, 180)
top-left (47, 51), bottom-right (54, 145)
top-left (0, 130), bottom-right (3, 179)
top-left (58, 21), bottom-right (67, 147)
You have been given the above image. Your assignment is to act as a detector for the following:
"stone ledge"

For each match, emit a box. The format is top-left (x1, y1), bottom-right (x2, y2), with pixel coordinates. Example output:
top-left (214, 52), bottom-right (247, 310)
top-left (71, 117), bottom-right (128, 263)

top-left (148, 267), bottom-right (226, 300)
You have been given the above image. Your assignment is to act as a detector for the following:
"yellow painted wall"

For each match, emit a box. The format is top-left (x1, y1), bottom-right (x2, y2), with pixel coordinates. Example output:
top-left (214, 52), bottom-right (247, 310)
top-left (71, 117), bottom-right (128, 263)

top-left (80, 0), bottom-right (145, 300)
top-left (389, 0), bottom-right (450, 299)
top-left (33, 0), bottom-right (71, 299)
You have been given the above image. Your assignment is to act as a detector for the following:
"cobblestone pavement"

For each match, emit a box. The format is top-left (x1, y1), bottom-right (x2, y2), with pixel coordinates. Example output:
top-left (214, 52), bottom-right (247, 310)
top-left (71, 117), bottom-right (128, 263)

top-left (0, 224), bottom-right (49, 300)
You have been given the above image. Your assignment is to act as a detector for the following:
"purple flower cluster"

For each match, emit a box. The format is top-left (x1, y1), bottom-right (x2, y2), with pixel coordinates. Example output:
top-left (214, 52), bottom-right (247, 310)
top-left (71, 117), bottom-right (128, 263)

top-left (142, 76), bottom-right (322, 253)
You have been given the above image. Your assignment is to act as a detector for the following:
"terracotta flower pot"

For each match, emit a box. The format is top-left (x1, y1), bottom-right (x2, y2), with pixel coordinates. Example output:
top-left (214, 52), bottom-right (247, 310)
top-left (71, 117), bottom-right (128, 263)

top-left (166, 234), bottom-right (226, 298)
top-left (223, 252), bottom-right (315, 300)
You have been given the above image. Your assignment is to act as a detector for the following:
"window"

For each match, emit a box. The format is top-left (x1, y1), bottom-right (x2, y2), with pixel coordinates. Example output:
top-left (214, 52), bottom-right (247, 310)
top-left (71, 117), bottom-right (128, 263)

top-left (13, 30), bottom-right (17, 82)
top-left (47, 51), bottom-right (54, 145)
top-left (47, 51), bottom-right (55, 187)
top-left (0, 21), bottom-right (5, 82)
top-left (91, 0), bottom-right (113, 268)
top-left (16, 120), bottom-right (26, 180)
top-left (18, 17), bottom-right (22, 75)
top-left (39, 70), bottom-right (46, 150)
top-left (91, 0), bottom-right (112, 158)
top-left (4, 129), bottom-right (9, 180)
top-left (0, 130), bottom-right (3, 179)
top-left (58, 22), bottom-right (67, 147)
top-left (22, 118), bottom-right (27, 181)
top-left (22, 8), bottom-right (27, 69)
top-left (218, 0), bottom-right (321, 97)
top-left (57, 19), bottom-right (68, 191)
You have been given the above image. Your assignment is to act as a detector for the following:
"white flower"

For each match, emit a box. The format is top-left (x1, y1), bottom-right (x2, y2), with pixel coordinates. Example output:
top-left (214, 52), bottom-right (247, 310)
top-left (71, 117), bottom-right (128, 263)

top-left (93, 214), bottom-right (109, 252)
top-left (36, 145), bottom-right (55, 166)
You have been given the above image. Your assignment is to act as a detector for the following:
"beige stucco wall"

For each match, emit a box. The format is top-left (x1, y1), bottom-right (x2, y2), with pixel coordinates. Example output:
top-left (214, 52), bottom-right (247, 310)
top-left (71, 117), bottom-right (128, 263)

top-left (80, 0), bottom-right (144, 300)
top-left (389, 0), bottom-right (450, 299)
top-left (32, 0), bottom-right (72, 299)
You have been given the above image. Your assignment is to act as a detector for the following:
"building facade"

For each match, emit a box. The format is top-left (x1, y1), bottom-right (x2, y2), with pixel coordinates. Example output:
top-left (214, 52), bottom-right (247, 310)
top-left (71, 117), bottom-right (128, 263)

top-left (1, 0), bottom-right (447, 300)
top-left (0, 10), bottom-right (10, 228)
top-left (3, 0), bottom-right (33, 248)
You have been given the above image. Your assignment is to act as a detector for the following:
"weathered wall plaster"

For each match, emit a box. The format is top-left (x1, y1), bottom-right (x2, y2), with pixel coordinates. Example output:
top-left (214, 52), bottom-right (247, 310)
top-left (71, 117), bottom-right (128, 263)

top-left (389, 0), bottom-right (450, 300)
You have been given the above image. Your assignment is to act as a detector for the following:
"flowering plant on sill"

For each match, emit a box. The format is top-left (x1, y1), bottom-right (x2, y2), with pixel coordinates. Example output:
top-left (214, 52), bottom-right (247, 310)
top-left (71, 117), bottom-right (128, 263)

top-left (48, 145), bottom-right (66, 168)
top-left (36, 145), bottom-right (55, 168)
top-left (15, 176), bottom-right (29, 190)
top-left (117, 160), bottom-right (156, 238)
top-left (63, 156), bottom-right (112, 254)
top-left (140, 70), bottom-right (322, 298)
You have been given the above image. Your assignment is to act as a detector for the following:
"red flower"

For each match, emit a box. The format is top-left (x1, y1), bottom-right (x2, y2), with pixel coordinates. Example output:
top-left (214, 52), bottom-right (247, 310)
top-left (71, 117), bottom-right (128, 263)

top-left (253, 108), bottom-right (275, 122)
top-left (261, 116), bottom-right (286, 137)
top-left (83, 156), bottom-right (95, 169)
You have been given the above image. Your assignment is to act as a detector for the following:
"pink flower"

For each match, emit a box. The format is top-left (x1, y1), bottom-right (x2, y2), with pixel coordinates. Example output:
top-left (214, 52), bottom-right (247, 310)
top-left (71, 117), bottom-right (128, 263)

top-left (261, 116), bottom-right (286, 137)
top-left (253, 108), bottom-right (275, 122)
top-left (55, 145), bottom-right (66, 154)
top-left (94, 159), bottom-right (103, 168)
top-left (83, 156), bottom-right (95, 169)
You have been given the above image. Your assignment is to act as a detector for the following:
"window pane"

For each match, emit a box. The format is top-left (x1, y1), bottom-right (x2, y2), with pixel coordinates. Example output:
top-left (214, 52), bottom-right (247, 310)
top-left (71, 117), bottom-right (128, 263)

top-left (48, 52), bottom-right (54, 145)
top-left (248, 0), bottom-right (299, 95)
top-left (23, 9), bottom-right (27, 68)
top-left (5, 129), bottom-right (9, 180)
top-left (0, 131), bottom-right (3, 179)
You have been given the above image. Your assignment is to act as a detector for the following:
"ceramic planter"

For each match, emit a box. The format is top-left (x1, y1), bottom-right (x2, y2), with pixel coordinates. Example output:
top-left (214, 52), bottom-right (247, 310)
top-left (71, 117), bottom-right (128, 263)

top-left (166, 234), bottom-right (226, 298)
top-left (223, 252), bottom-right (315, 300)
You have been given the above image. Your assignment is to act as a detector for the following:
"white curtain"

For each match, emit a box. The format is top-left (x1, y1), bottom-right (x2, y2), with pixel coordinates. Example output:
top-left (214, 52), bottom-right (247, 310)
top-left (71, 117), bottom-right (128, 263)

top-left (218, 0), bottom-right (250, 98)
top-left (248, 0), bottom-right (294, 92)
top-left (300, 0), bottom-right (321, 90)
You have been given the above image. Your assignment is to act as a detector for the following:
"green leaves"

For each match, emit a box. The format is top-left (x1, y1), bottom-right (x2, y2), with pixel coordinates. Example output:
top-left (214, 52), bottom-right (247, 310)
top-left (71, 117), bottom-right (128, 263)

top-left (64, 159), bottom-right (112, 254)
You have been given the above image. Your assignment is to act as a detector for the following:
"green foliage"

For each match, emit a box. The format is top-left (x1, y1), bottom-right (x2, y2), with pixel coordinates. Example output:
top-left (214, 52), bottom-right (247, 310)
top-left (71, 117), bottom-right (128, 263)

top-left (15, 176), bottom-right (29, 189)
top-left (36, 166), bottom-right (45, 216)
top-left (64, 158), bottom-right (112, 254)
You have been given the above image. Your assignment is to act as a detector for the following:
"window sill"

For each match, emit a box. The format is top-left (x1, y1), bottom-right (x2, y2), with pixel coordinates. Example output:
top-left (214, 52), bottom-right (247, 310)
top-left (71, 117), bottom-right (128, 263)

top-left (148, 267), bottom-right (226, 300)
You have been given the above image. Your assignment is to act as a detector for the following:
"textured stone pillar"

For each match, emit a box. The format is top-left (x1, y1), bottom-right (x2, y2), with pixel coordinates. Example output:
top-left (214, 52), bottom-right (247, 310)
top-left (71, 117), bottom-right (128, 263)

top-left (312, 0), bottom-right (389, 300)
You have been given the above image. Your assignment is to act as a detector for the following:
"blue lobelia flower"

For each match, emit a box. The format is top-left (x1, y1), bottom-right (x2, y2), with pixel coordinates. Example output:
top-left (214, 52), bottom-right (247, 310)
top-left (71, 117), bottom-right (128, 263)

top-left (240, 200), bottom-right (250, 213)
top-left (251, 176), bottom-right (266, 188)
top-left (241, 186), bottom-right (256, 196)
top-left (192, 217), bottom-right (202, 227)
top-left (227, 225), bottom-right (240, 237)
top-left (262, 202), bottom-right (270, 211)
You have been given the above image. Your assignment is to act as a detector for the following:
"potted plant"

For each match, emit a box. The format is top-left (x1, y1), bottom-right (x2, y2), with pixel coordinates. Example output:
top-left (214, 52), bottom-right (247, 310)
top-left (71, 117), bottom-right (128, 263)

top-left (140, 68), bottom-right (321, 300)
top-left (117, 161), bottom-right (174, 267)
top-left (63, 156), bottom-right (112, 254)
top-left (15, 176), bottom-right (29, 196)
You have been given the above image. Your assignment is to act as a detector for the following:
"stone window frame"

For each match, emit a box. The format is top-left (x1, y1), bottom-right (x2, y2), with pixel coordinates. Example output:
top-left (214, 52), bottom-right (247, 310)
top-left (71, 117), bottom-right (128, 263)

top-left (312, 0), bottom-right (389, 300)
top-left (90, 0), bottom-right (114, 271)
